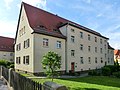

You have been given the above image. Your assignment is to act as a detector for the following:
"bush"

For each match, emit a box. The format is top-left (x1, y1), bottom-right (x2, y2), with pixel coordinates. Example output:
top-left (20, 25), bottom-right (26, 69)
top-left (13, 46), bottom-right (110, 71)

top-left (0, 60), bottom-right (14, 68)
top-left (102, 67), bottom-right (111, 76)
top-left (113, 72), bottom-right (120, 78)
top-left (88, 69), bottom-right (101, 76)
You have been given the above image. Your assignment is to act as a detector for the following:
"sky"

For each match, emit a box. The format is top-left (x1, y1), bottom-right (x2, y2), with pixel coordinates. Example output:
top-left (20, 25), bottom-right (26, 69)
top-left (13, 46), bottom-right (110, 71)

top-left (0, 0), bottom-right (120, 49)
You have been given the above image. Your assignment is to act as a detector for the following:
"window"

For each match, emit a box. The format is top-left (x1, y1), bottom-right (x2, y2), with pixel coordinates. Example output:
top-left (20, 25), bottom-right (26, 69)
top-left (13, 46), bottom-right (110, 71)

top-left (101, 58), bottom-right (103, 63)
top-left (57, 41), bottom-right (61, 48)
top-left (43, 38), bottom-right (48, 47)
top-left (105, 54), bottom-right (106, 58)
top-left (95, 47), bottom-right (97, 53)
top-left (10, 53), bottom-right (13, 56)
top-left (71, 50), bottom-right (75, 56)
top-left (80, 44), bottom-right (83, 51)
top-left (100, 39), bottom-right (102, 44)
top-left (88, 57), bottom-right (91, 64)
top-left (23, 55), bottom-right (29, 65)
top-left (80, 32), bottom-right (83, 38)
top-left (108, 58), bottom-right (109, 63)
top-left (19, 26), bottom-right (25, 36)
top-left (71, 36), bottom-right (75, 43)
top-left (88, 46), bottom-right (91, 52)
top-left (24, 39), bottom-right (30, 48)
top-left (16, 57), bottom-right (20, 64)
top-left (95, 57), bottom-right (97, 63)
top-left (88, 34), bottom-right (90, 41)
top-left (95, 37), bottom-right (97, 42)
top-left (104, 44), bottom-right (106, 50)
top-left (71, 28), bottom-right (75, 32)
top-left (100, 48), bottom-right (102, 53)
top-left (16, 43), bottom-right (21, 51)
top-left (80, 57), bottom-right (84, 64)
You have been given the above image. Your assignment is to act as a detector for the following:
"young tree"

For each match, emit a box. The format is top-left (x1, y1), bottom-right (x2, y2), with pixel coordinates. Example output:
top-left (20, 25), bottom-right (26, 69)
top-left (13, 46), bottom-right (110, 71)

top-left (42, 51), bottom-right (61, 81)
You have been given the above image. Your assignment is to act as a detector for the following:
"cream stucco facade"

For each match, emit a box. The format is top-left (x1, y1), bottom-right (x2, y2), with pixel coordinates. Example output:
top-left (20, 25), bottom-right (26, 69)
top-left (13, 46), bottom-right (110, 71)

top-left (15, 5), bottom-right (66, 73)
top-left (15, 3), bottom-right (114, 74)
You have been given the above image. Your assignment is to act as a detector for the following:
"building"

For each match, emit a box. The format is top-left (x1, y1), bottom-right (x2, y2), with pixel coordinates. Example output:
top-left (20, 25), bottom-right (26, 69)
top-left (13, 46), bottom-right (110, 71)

top-left (0, 36), bottom-right (14, 62)
top-left (108, 43), bottom-right (114, 65)
top-left (114, 49), bottom-right (120, 65)
top-left (15, 2), bottom-right (114, 74)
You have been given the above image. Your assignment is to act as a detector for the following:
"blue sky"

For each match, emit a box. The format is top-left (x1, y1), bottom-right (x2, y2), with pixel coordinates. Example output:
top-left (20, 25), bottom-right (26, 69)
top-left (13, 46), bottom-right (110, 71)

top-left (0, 0), bottom-right (120, 49)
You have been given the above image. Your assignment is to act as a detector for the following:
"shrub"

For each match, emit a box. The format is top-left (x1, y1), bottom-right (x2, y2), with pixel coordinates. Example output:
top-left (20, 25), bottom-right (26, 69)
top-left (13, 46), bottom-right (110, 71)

top-left (113, 72), bottom-right (120, 78)
top-left (0, 60), bottom-right (14, 68)
top-left (88, 69), bottom-right (101, 76)
top-left (102, 67), bottom-right (111, 76)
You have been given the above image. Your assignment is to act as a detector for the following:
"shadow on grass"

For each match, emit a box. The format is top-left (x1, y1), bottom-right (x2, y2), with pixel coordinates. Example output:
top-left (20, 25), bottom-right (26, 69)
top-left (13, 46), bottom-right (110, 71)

top-left (59, 76), bottom-right (120, 88)
top-left (71, 87), bottom-right (100, 90)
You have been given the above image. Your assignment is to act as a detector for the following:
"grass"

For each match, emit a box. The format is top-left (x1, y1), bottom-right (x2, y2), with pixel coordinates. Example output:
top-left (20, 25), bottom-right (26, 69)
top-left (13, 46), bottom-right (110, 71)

top-left (32, 76), bottom-right (120, 90)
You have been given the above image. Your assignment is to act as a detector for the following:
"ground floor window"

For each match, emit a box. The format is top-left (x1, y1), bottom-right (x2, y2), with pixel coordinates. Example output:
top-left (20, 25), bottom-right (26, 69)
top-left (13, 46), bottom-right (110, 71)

top-left (23, 55), bottom-right (29, 65)
top-left (16, 57), bottom-right (20, 64)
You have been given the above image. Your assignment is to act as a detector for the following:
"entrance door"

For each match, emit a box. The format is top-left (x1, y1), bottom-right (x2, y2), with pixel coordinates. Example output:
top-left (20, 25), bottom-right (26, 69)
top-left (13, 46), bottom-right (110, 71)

top-left (71, 62), bottom-right (75, 72)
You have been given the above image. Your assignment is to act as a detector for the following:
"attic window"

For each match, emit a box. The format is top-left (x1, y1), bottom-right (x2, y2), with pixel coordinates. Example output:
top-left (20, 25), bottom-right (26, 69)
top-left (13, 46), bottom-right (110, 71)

top-left (53, 29), bottom-right (57, 32)
top-left (37, 25), bottom-right (45, 28)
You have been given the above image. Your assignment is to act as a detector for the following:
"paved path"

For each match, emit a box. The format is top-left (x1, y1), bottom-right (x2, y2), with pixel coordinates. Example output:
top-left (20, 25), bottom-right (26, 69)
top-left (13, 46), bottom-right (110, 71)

top-left (0, 79), bottom-right (8, 90)
top-left (28, 73), bottom-right (88, 79)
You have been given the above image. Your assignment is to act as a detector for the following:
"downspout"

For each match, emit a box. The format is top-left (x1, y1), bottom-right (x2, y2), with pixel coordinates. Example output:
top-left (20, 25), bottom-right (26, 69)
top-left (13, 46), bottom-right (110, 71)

top-left (65, 23), bottom-right (69, 73)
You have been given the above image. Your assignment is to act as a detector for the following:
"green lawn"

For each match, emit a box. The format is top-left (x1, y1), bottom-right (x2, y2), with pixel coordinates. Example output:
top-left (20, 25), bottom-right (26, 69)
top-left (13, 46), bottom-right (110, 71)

top-left (32, 76), bottom-right (120, 90)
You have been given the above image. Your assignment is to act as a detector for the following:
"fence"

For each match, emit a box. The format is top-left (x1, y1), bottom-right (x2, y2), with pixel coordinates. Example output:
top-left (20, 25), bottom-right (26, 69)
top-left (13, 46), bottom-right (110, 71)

top-left (0, 66), bottom-right (42, 90)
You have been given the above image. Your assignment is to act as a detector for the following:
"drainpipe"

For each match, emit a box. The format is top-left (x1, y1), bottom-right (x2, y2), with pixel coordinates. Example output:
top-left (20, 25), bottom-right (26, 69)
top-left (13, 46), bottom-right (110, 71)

top-left (65, 23), bottom-right (68, 73)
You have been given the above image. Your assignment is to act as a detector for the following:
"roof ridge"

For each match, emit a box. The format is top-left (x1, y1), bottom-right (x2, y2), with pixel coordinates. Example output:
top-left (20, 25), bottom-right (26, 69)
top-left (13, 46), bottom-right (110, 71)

top-left (0, 36), bottom-right (14, 39)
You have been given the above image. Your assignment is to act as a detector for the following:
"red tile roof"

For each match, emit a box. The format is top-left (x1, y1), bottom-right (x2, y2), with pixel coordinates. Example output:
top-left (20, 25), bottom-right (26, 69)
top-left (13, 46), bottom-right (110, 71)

top-left (114, 50), bottom-right (120, 55)
top-left (0, 36), bottom-right (14, 52)
top-left (16, 2), bottom-right (108, 41)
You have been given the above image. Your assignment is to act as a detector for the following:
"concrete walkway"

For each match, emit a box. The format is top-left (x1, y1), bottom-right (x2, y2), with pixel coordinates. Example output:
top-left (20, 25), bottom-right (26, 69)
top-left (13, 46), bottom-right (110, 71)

top-left (0, 79), bottom-right (8, 90)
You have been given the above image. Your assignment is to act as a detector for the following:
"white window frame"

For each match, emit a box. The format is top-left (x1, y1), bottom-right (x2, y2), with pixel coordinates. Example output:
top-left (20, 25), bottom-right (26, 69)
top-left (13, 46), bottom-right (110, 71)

top-left (57, 41), bottom-right (61, 49)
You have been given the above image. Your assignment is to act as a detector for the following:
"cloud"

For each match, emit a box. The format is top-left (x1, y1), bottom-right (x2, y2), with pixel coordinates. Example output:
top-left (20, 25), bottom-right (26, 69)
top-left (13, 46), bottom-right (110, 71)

top-left (4, 0), bottom-right (14, 9)
top-left (0, 20), bottom-right (17, 38)
top-left (22, 0), bottom-right (47, 9)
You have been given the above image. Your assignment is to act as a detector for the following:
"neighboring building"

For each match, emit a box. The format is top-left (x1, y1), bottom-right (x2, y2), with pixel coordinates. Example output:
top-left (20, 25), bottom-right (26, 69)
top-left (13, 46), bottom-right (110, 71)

top-left (15, 2), bottom-right (114, 74)
top-left (114, 49), bottom-right (120, 65)
top-left (0, 36), bottom-right (14, 62)
top-left (108, 43), bottom-right (114, 65)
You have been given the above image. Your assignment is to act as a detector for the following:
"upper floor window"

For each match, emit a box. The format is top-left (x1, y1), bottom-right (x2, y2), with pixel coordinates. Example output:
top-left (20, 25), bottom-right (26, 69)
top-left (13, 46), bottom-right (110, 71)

top-left (95, 57), bottom-right (97, 63)
top-left (95, 47), bottom-right (97, 53)
top-left (57, 41), bottom-right (61, 49)
top-left (88, 46), bottom-right (91, 52)
top-left (100, 48), bottom-right (102, 53)
top-left (95, 37), bottom-right (97, 42)
top-left (16, 43), bottom-right (21, 51)
top-left (100, 39), bottom-right (102, 44)
top-left (19, 26), bottom-right (25, 36)
top-left (16, 57), bottom-right (20, 64)
top-left (24, 39), bottom-right (30, 48)
top-left (23, 55), bottom-right (29, 65)
top-left (80, 32), bottom-right (83, 38)
top-left (71, 28), bottom-right (75, 32)
top-left (10, 53), bottom-right (13, 56)
top-left (71, 36), bottom-right (75, 43)
top-left (43, 38), bottom-right (48, 47)
top-left (88, 34), bottom-right (90, 41)
top-left (104, 44), bottom-right (106, 50)
top-left (88, 57), bottom-right (91, 64)
top-left (105, 54), bottom-right (107, 58)
top-left (71, 50), bottom-right (75, 56)
top-left (80, 57), bottom-right (84, 64)
top-left (80, 44), bottom-right (83, 51)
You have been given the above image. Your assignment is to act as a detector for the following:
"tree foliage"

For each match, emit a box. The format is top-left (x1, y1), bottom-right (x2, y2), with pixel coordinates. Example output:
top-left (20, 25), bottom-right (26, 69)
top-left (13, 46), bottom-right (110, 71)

top-left (42, 51), bottom-right (61, 81)
top-left (0, 60), bottom-right (14, 68)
